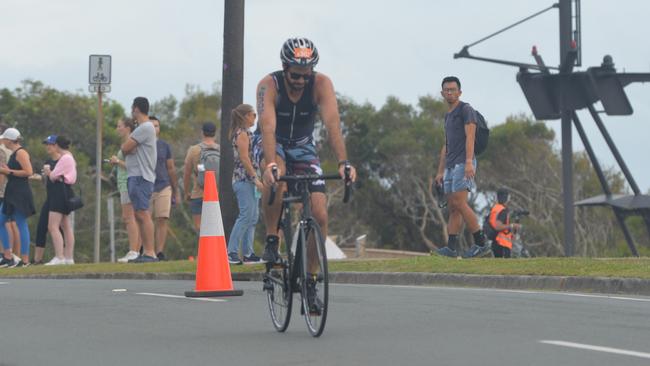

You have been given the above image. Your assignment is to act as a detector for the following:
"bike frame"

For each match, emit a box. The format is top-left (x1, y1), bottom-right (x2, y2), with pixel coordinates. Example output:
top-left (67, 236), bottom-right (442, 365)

top-left (277, 177), bottom-right (334, 293)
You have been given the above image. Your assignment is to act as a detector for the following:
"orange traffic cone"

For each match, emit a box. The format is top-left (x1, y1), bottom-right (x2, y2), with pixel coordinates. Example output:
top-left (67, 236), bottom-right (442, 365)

top-left (185, 171), bottom-right (243, 297)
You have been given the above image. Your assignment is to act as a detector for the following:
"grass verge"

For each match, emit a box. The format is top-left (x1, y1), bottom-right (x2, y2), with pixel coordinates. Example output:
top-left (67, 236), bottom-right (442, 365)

top-left (0, 256), bottom-right (649, 279)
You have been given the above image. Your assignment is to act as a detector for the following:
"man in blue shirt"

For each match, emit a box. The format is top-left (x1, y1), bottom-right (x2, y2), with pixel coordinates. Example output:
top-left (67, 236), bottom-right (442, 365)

top-left (150, 116), bottom-right (180, 261)
top-left (434, 76), bottom-right (489, 259)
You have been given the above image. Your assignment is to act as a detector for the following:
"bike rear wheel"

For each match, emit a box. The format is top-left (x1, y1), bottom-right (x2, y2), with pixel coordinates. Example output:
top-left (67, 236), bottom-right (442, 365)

top-left (299, 220), bottom-right (328, 337)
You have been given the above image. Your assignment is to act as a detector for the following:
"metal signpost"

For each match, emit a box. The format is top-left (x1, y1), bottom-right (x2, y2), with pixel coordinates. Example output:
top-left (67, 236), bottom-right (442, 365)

top-left (89, 55), bottom-right (111, 263)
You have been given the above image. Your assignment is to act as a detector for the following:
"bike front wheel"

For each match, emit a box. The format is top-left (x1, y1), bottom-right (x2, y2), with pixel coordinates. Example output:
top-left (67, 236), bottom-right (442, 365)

top-left (264, 253), bottom-right (293, 332)
top-left (299, 220), bottom-right (328, 337)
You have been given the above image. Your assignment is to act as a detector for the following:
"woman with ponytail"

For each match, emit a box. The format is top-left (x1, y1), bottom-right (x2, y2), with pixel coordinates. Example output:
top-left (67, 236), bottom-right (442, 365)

top-left (227, 104), bottom-right (263, 264)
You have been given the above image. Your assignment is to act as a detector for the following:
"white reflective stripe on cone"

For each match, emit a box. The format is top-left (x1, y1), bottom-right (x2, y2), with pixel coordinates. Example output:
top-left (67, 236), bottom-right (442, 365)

top-left (199, 201), bottom-right (225, 237)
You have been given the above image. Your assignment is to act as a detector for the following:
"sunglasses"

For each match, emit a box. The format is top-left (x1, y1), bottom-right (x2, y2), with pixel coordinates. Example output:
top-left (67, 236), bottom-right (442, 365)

top-left (288, 72), bottom-right (312, 80)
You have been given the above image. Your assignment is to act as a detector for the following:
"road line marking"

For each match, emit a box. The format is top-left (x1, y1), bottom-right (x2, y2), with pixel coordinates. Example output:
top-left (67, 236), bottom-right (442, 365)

top-left (336, 283), bottom-right (650, 302)
top-left (540, 340), bottom-right (650, 359)
top-left (0, 282), bottom-right (8, 285)
top-left (135, 292), bottom-right (226, 302)
top-left (557, 292), bottom-right (650, 302)
top-left (112, 289), bottom-right (127, 292)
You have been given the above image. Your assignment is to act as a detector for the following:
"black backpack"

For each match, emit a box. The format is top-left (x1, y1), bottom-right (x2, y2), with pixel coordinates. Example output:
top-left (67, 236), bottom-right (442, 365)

top-left (473, 110), bottom-right (490, 155)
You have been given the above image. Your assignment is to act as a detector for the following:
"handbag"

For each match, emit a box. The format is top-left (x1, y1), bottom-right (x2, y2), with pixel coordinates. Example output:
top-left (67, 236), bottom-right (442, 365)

top-left (62, 181), bottom-right (84, 211)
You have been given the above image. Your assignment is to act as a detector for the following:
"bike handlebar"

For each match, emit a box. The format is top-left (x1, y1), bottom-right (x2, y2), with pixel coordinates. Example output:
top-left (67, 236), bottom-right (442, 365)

top-left (267, 164), bottom-right (353, 205)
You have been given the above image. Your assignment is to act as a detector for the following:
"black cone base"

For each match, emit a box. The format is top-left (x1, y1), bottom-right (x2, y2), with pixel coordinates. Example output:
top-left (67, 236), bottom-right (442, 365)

top-left (185, 289), bottom-right (244, 297)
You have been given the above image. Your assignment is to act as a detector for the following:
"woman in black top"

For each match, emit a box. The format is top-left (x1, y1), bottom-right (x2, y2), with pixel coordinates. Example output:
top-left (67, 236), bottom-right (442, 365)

top-left (0, 128), bottom-right (35, 268)
top-left (33, 135), bottom-right (61, 264)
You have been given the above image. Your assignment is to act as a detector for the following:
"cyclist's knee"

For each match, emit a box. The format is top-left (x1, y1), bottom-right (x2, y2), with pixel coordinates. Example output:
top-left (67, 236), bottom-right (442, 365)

top-left (312, 205), bottom-right (328, 227)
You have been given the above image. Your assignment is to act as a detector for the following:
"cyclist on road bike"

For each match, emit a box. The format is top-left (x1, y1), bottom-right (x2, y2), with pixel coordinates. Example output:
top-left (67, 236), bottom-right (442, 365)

top-left (254, 37), bottom-right (357, 311)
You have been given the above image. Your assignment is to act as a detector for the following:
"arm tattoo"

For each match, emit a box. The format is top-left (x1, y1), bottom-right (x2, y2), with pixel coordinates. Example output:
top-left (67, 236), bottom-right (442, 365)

top-left (257, 86), bottom-right (266, 114)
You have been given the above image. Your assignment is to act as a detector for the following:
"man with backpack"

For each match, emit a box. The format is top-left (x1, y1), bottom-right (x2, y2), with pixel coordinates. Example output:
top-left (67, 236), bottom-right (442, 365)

top-left (183, 122), bottom-right (220, 231)
top-left (484, 188), bottom-right (521, 258)
top-left (434, 76), bottom-right (490, 259)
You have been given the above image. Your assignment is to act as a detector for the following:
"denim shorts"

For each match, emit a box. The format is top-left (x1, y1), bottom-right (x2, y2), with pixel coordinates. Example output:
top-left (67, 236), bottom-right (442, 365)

top-left (190, 198), bottom-right (203, 215)
top-left (127, 176), bottom-right (154, 211)
top-left (443, 159), bottom-right (477, 194)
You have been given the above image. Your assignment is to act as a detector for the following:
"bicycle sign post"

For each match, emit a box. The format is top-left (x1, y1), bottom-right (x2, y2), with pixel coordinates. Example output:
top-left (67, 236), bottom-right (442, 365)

top-left (89, 55), bottom-right (111, 263)
top-left (89, 55), bottom-right (111, 85)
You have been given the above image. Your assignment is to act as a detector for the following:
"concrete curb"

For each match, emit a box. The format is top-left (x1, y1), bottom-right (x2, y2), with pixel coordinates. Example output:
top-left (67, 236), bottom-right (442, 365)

top-left (5, 271), bottom-right (650, 296)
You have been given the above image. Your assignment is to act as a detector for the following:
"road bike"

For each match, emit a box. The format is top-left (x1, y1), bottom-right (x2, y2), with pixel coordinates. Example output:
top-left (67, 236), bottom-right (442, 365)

top-left (263, 164), bottom-right (352, 337)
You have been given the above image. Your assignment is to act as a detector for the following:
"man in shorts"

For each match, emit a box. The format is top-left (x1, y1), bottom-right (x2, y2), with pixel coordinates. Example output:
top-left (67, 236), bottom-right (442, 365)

top-left (122, 97), bottom-right (158, 263)
top-left (256, 38), bottom-right (357, 312)
top-left (183, 122), bottom-right (220, 232)
top-left (150, 116), bottom-right (180, 261)
top-left (434, 76), bottom-right (489, 259)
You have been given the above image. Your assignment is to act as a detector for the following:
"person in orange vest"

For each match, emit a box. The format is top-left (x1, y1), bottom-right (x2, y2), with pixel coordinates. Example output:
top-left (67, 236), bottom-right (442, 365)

top-left (486, 188), bottom-right (521, 258)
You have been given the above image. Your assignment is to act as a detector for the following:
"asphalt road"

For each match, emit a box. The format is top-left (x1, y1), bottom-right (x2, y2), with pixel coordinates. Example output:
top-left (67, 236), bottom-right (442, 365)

top-left (1, 279), bottom-right (649, 366)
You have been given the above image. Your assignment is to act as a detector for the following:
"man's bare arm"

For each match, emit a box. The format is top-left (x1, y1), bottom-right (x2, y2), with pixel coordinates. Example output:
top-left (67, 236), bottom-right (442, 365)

top-left (121, 138), bottom-right (138, 155)
top-left (258, 76), bottom-right (278, 172)
top-left (437, 145), bottom-right (446, 175)
top-left (464, 121), bottom-right (477, 179)
top-left (183, 149), bottom-right (193, 200)
top-left (166, 158), bottom-right (179, 193)
top-left (464, 123), bottom-right (476, 163)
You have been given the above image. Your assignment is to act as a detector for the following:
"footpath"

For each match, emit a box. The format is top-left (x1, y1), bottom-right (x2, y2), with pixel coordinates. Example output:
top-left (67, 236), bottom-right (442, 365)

top-left (8, 270), bottom-right (650, 297)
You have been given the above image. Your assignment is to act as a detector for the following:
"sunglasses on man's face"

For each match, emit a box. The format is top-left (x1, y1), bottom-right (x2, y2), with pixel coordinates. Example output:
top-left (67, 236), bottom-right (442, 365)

top-left (288, 72), bottom-right (312, 80)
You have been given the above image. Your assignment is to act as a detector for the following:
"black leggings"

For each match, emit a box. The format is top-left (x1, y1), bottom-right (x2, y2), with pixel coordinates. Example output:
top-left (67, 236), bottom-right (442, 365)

top-left (491, 242), bottom-right (511, 258)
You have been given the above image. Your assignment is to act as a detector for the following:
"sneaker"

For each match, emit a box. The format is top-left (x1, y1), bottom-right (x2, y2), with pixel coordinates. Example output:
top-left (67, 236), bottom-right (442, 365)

top-left (117, 251), bottom-right (139, 263)
top-left (128, 255), bottom-right (159, 263)
top-left (156, 252), bottom-right (167, 261)
top-left (228, 252), bottom-right (242, 265)
top-left (462, 244), bottom-right (492, 259)
top-left (436, 246), bottom-right (459, 258)
top-left (306, 276), bottom-right (323, 316)
top-left (243, 253), bottom-right (263, 264)
top-left (64, 258), bottom-right (75, 265)
top-left (45, 257), bottom-right (67, 266)
top-left (14, 261), bottom-right (30, 268)
top-left (8, 259), bottom-right (22, 268)
top-left (262, 241), bottom-right (280, 264)
top-left (0, 256), bottom-right (15, 268)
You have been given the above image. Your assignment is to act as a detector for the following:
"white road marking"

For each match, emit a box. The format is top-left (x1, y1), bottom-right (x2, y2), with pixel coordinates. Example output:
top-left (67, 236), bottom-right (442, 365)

top-left (0, 282), bottom-right (8, 285)
top-left (540, 340), bottom-right (650, 360)
top-left (135, 292), bottom-right (226, 302)
top-left (336, 283), bottom-right (650, 302)
top-left (556, 292), bottom-right (650, 303)
top-left (112, 289), bottom-right (127, 292)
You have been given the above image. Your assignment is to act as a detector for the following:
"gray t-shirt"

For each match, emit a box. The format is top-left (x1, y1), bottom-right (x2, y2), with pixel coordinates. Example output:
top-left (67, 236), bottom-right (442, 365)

top-left (125, 120), bottom-right (157, 182)
top-left (444, 102), bottom-right (477, 168)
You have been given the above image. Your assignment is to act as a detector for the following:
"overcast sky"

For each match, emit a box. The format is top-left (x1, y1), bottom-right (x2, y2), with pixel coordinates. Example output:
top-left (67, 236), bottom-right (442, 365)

top-left (2, 0), bottom-right (650, 192)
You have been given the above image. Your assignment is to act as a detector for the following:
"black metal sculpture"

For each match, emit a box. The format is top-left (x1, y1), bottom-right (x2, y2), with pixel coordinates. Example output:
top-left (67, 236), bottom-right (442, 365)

top-left (454, 0), bottom-right (650, 256)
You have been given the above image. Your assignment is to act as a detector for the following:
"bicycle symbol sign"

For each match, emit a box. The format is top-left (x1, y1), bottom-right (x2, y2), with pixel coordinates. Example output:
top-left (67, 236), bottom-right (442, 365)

top-left (89, 55), bottom-right (111, 85)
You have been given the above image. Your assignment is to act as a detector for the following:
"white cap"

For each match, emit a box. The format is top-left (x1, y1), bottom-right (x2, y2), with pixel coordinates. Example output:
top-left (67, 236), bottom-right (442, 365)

top-left (0, 128), bottom-right (21, 141)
